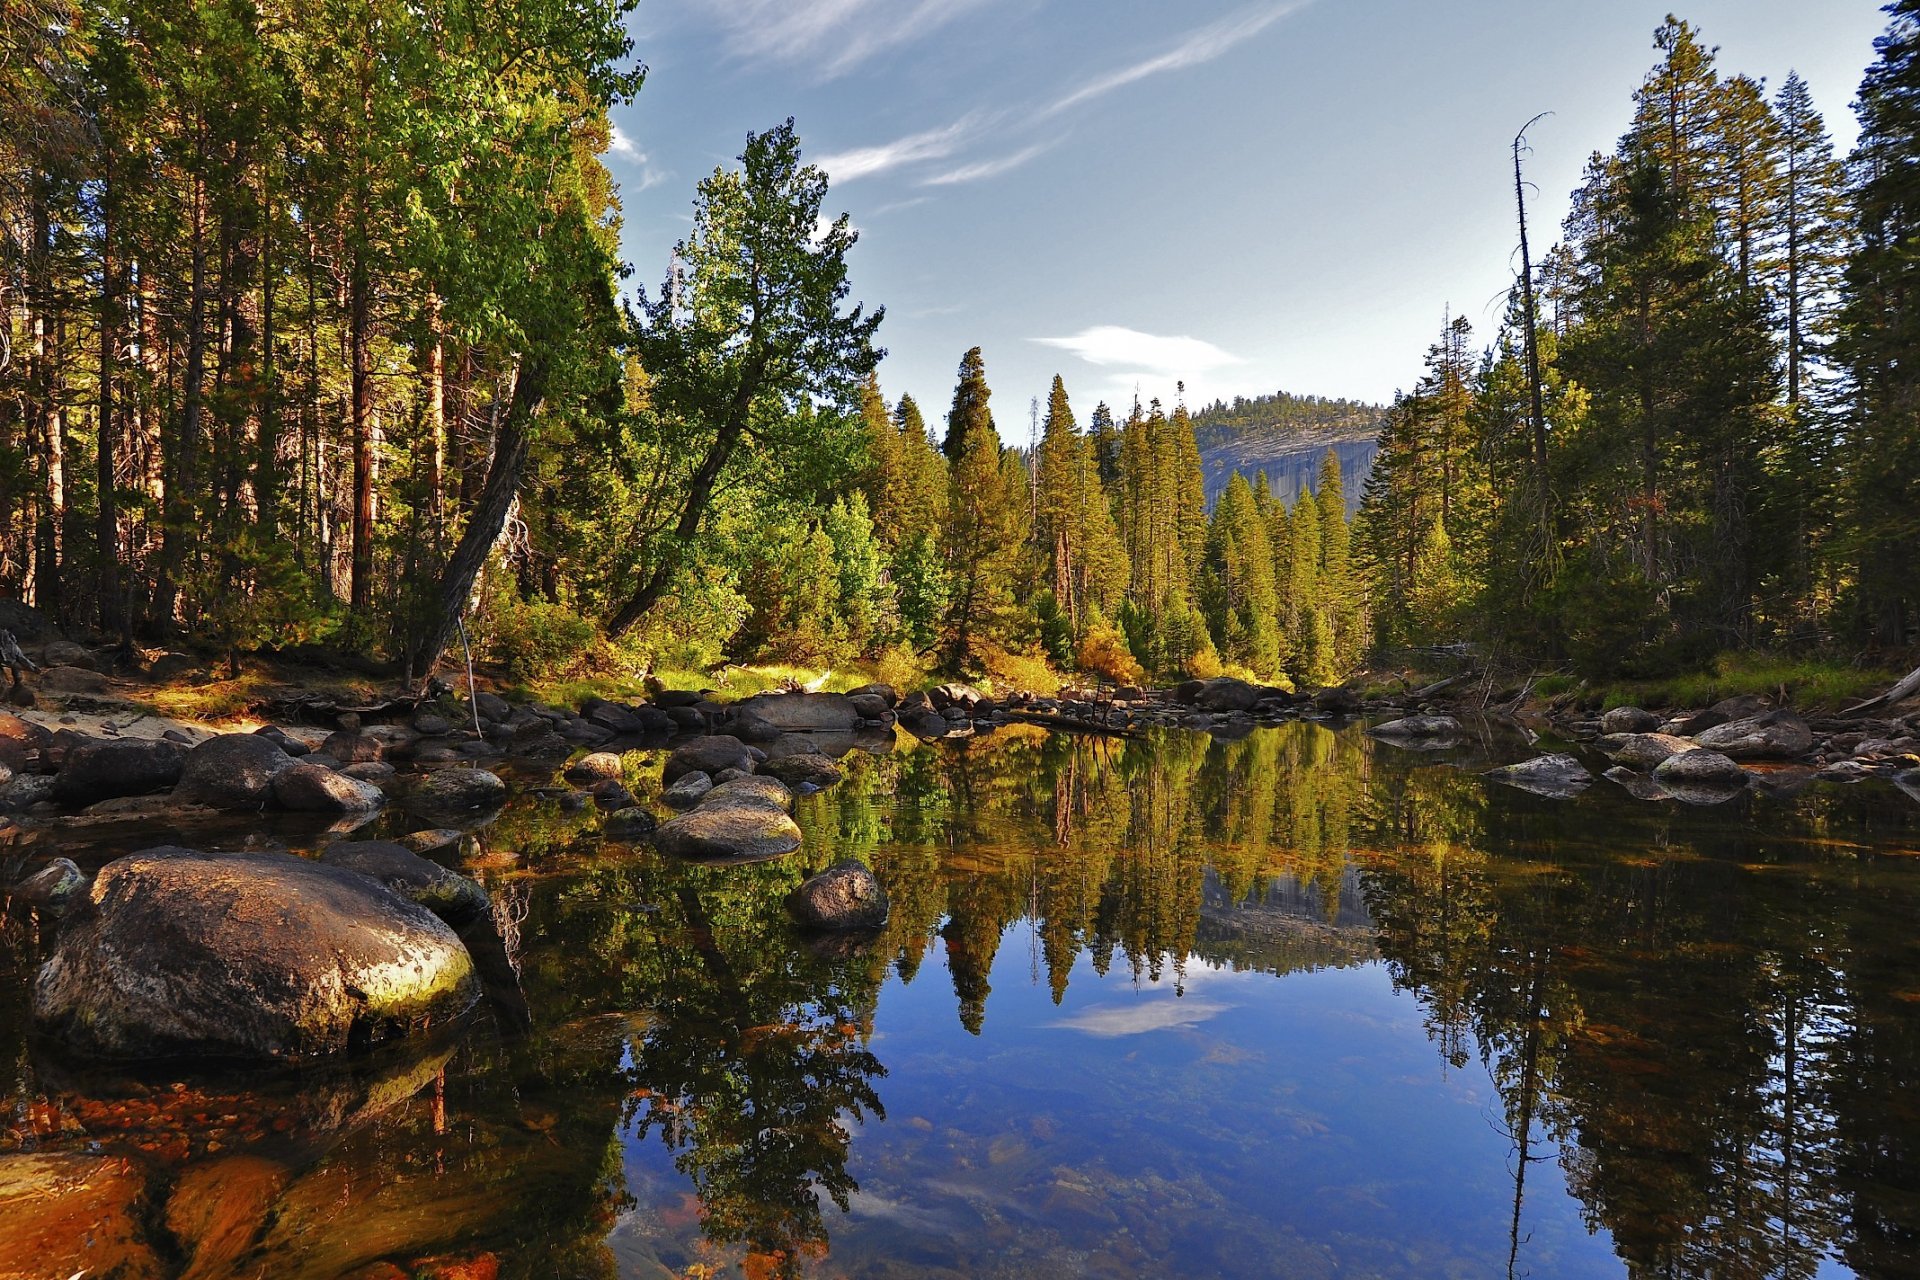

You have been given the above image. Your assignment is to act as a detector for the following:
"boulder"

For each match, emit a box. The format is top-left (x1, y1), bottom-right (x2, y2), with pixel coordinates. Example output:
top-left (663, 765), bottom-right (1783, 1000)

top-left (1194, 677), bottom-right (1262, 713)
top-left (36, 664), bottom-right (109, 694)
top-left (318, 840), bottom-right (490, 926)
top-left (1694, 710), bottom-right (1814, 760)
top-left (662, 771), bottom-right (714, 809)
top-left (341, 760), bottom-right (396, 783)
top-left (583, 701), bottom-right (644, 735)
top-left (652, 688), bottom-right (708, 709)
top-left (40, 639), bottom-right (96, 670)
top-left (32, 847), bottom-right (478, 1062)
top-left (1601, 706), bottom-right (1662, 735)
top-left (1604, 765), bottom-right (1670, 802)
top-left (173, 732), bottom-right (297, 810)
top-left (146, 651), bottom-right (199, 682)
top-left (473, 691), bottom-right (512, 723)
top-left (52, 736), bottom-right (185, 806)
top-left (274, 763), bottom-right (387, 813)
top-left (0, 1152), bottom-right (162, 1280)
top-left (701, 774), bottom-right (794, 813)
top-left (899, 708), bottom-right (952, 740)
top-left (254, 723), bottom-right (311, 757)
top-left (603, 807), bottom-right (659, 840)
top-left (759, 752), bottom-right (844, 789)
top-left (320, 731), bottom-right (383, 764)
top-left (1815, 759), bottom-right (1873, 783)
top-left (787, 860), bottom-right (889, 931)
top-left (1653, 749), bottom-right (1750, 791)
top-left (663, 734), bottom-right (754, 785)
top-left (1368, 716), bottom-right (1464, 747)
top-left (0, 712), bottom-right (48, 770)
top-left (410, 767), bottom-right (508, 814)
top-left (8, 857), bottom-right (87, 917)
top-left (412, 711), bottom-right (453, 737)
top-left (930, 682), bottom-right (983, 711)
top-left (1600, 732), bottom-right (1695, 770)
top-left (713, 766), bottom-right (754, 784)
top-left (564, 751), bottom-right (625, 783)
top-left (723, 708), bottom-right (783, 743)
top-left (665, 705), bottom-right (709, 731)
top-left (847, 693), bottom-right (891, 721)
top-left (846, 682), bottom-right (899, 708)
top-left (0, 772), bottom-right (56, 812)
top-left (653, 806), bottom-right (803, 862)
top-left (734, 692), bottom-right (860, 734)
top-left (1484, 753), bottom-right (1593, 798)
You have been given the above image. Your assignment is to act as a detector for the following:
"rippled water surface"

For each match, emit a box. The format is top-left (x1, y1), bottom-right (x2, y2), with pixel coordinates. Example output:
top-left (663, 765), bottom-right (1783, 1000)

top-left (5, 720), bottom-right (1920, 1278)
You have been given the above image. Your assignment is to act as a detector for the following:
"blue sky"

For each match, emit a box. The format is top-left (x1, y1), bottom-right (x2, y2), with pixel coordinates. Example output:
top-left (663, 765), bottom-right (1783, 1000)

top-left (609, 1), bottom-right (1888, 440)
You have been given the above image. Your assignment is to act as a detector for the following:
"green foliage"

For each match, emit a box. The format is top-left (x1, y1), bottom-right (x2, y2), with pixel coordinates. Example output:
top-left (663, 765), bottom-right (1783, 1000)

top-left (485, 597), bottom-right (599, 682)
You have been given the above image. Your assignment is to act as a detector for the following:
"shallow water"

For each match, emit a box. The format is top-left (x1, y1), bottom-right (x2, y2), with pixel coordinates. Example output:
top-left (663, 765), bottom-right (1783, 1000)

top-left (5, 720), bottom-right (1920, 1278)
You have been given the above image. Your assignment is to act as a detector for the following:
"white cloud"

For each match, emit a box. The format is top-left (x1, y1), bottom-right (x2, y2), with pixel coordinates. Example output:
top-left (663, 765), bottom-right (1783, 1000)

top-left (607, 124), bottom-right (671, 191)
top-left (1034, 326), bottom-right (1243, 376)
top-left (609, 123), bottom-right (642, 159)
top-left (921, 140), bottom-right (1054, 187)
top-left (1044, 1), bottom-right (1304, 118)
top-left (817, 115), bottom-right (982, 183)
top-left (688, 0), bottom-right (998, 78)
top-left (1052, 998), bottom-right (1232, 1038)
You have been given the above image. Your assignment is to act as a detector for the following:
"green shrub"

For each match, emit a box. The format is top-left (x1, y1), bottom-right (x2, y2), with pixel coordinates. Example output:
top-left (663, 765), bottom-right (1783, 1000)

top-left (486, 599), bottom-right (597, 681)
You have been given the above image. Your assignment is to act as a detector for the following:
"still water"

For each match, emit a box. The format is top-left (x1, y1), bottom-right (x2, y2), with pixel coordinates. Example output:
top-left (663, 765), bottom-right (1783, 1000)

top-left (4, 720), bottom-right (1919, 1279)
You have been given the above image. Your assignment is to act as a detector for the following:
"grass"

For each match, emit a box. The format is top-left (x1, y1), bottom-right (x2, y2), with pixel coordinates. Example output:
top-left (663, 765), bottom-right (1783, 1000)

top-left (132, 667), bottom-right (378, 724)
top-left (1593, 654), bottom-right (1903, 713)
top-left (522, 651), bottom-right (945, 708)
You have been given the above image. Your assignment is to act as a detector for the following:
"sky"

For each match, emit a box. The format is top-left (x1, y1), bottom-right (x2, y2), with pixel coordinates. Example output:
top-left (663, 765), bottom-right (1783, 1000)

top-left (608, 0), bottom-right (1890, 440)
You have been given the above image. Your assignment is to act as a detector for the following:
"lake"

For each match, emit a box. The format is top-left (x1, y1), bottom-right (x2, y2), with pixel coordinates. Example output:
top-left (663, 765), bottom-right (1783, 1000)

top-left (4, 719), bottom-right (1918, 1278)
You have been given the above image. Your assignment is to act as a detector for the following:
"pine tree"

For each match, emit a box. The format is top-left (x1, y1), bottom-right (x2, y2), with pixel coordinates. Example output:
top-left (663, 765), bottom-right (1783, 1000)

top-left (1284, 487), bottom-right (1322, 683)
top-left (943, 346), bottom-right (993, 463)
top-left (1316, 451), bottom-right (1362, 673)
top-left (1035, 375), bottom-right (1080, 610)
top-left (1773, 71), bottom-right (1849, 407)
top-left (940, 349), bottom-right (1020, 668)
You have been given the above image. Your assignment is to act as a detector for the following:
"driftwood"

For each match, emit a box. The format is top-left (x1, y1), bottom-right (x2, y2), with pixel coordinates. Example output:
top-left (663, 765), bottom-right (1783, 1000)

top-left (1006, 710), bottom-right (1143, 739)
top-left (264, 691), bottom-right (424, 724)
top-left (0, 630), bottom-right (37, 686)
top-left (1411, 671), bottom-right (1474, 700)
top-left (1843, 665), bottom-right (1920, 715)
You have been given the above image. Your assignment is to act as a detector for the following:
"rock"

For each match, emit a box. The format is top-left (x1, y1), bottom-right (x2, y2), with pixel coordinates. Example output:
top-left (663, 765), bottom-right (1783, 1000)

top-left (36, 664), bottom-right (109, 693)
top-left (8, 857), bottom-right (87, 917)
top-left (1368, 716), bottom-right (1464, 746)
top-left (663, 734), bottom-right (754, 785)
top-left (713, 766), bottom-right (754, 784)
top-left (52, 736), bottom-right (185, 805)
top-left (847, 693), bottom-right (891, 721)
top-left (41, 639), bottom-right (96, 670)
top-left (1694, 710), bottom-right (1814, 760)
top-left (321, 731), bottom-right (384, 764)
top-left (474, 691), bottom-right (511, 723)
top-left (319, 840), bottom-right (490, 926)
top-left (899, 708), bottom-right (952, 740)
top-left (164, 1154), bottom-right (290, 1280)
top-left (759, 752), bottom-right (844, 789)
top-left (665, 705), bottom-right (709, 731)
top-left (787, 860), bottom-right (889, 931)
top-left (587, 778), bottom-right (634, 807)
top-left (0, 772), bottom-right (56, 812)
top-left (32, 847), bottom-right (478, 1062)
top-left (652, 688), bottom-right (707, 709)
top-left (846, 682), bottom-right (899, 708)
top-left (412, 711), bottom-right (453, 736)
top-left (1599, 732), bottom-right (1695, 770)
top-left (1815, 759), bottom-right (1873, 783)
top-left (342, 760), bottom-right (396, 783)
top-left (1653, 749), bottom-right (1750, 790)
top-left (723, 708), bottom-right (783, 742)
top-left (701, 774), bottom-right (793, 813)
top-left (930, 682), bottom-right (984, 711)
top-left (0, 711), bottom-right (48, 769)
top-left (662, 771), bottom-right (714, 809)
top-left (583, 701), bottom-right (644, 734)
top-left (735, 692), bottom-right (862, 734)
top-left (603, 807), bottom-right (659, 840)
top-left (1709, 693), bottom-right (1772, 721)
top-left (274, 763), bottom-right (387, 813)
top-left (411, 767), bottom-right (508, 814)
top-left (1601, 706), bottom-right (1662, 735)
top-left (1484, 753), bottom-right (1593, 797)
top-left (0, 1152), bottom-right (163, 1280)
top-left (255, 723), bottom-right (311, 756)
top-left (899, 690), bottom-right (933, 713)
top-left (146, 650), bottom-right (199, 682)
top-left (400, 828), bottom-right (464, 853)
top-left (1194, 677), bottom-right (1262, 713)
top-left (564, 751), bottom-right (625, 783)
top-left (173, 732), bottom-right (297, 809)
top-left (653, 806), bottom-right (803, 862)
top-left (1604, 765), bottom-right (1670, 801)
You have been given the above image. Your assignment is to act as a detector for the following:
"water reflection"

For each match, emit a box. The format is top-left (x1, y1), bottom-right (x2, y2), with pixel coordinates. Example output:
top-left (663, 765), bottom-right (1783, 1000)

top-left (3, 720), bottom-right (1920, 1277)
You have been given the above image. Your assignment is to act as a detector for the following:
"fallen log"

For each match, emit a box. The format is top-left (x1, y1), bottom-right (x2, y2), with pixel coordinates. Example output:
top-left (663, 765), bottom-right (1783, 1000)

top-left (1842, 665), bottom-right (1920, 715)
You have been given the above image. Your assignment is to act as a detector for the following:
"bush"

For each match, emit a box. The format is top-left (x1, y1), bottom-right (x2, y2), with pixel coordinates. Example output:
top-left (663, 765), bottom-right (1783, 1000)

top-left (1077, 619), bottom-right (1145, 686)
top-left (486, 599), bottom-right (597, 681)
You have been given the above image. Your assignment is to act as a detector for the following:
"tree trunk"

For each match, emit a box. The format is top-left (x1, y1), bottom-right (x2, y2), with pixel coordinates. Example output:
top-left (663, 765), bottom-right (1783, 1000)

top-left (97, 164), bottom-right (124, 641)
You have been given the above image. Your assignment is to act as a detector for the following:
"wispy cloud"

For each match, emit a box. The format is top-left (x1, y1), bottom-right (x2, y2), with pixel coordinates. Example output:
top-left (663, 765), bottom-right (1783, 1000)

top-left (818, 115), bottom-right (983, 183)
top-left (1035, 326), bottom-right (1243, 376)
top-left (688, 0), bottom-right (998, 79)
top-left (1053, 998), bottom-right (1232, 1038)
top-left (921, 141), bottom-right (1054, 187)
top-left (1043, 1), bottom-right (1303, 118)
top-left (608, 124), bottom-right (671, 191)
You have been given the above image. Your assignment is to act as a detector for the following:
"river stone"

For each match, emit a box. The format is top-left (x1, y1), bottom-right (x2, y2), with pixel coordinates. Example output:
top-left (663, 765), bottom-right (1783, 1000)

top-left (583, 701), bottom-right (644, 735)
top-left (759, 752), bottom-right (843, 789)
top-left (1483, 753), bottom-right (1593, 798)
top-left (473, 691), bottom-right (512, 723)
top-left (847, 682), bottom-right (899, 708)
top-left (9, 857), bottom-right (87, 917)
top-left (663, 734), bottom-right (754, 785)
top-left (1194, 677), bottom-right (1263, 713)
top-left (564, 751), bottom-right (625, 783)
top-left (662, 771), bottom-right (714, 809)
top-left (787, 860), bottom-right (889, 931)
top-left (1601, 706), bottom-right (1662, 735)
top-left (412, 710), bottom-right (453, 737)
top-left (0, 772), bottom-right (56, 812)
top-left (604, 807), bottom-right (659, 839)
top-left (341, 760), bottom-right (396, 784)
top-left (1604, 765), bottom-right (1670, 801)
top-left (319, 840), bottom-right (490, 926)
top-left (847, 693), bottom-right (891, 721)
top-left (0, 712), bottom-right (48, 770)
top-left (1653, 749), bottom-right (1750, 791)
top-left (930, 682), bottom-right (984, 711)
top-left (1694, 710), bottom-right (1814, 760)
top-left (654, 806), bottom-right (802, 862)
top-left (1816, 759), bottom-right (1873, 783)
top-left (701, 774), bottom-right (793, 813)
top-left (254, 723), bottom-right (311, 757)
top-left (400, 828), bottom-right (463, 853)
top-left (1600, 732), bottom-right (1695, 770)
top-left (736, 692), bottom-right (860, 733)
top-left (320, 731), bottom-right (383, 764)
top-left (899, 708), bottom-right (952, 740)
top-left (723, 708), bottom-right (782, 743)
top-left (32, 847), bottom-right (478, 1062)
top-left (411, 767), bottom-right (507, 813)
top-left (52, 736), bottom-right (185, 805)
top-left (173, 732), bottom-right (297, 809)
top-left (37, 664), bottom-right (109, 693)
top-left (1369, 716), bottom-right (1464, 746)
top-left (274, 763), bottom-right (387, 813)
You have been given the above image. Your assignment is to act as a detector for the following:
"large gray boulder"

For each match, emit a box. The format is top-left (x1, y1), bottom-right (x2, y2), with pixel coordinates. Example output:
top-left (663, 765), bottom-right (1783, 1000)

top-left (787, 860), bottom-right (889, 931)
top-left (735, 692), bottom-right (860, 733)
top-left (663, 735), bottom-right (755, 785)
top-left (1694, 710), bottom-right (1814, 760)
top-left (273, 763), bottom-right (386, 813)
top-left (32, 848), bottom-right (478, 1062)
top-left (1194, 677), bottom-right (1262, 713)
top-left (318, 840), bottom-right (490, 926)
top-left (653, 806), bottom-right (802, 862)
top-left (563, 751), bottom-right (625, 783)
top-left (52, 737), bottom-right (186, 806)
top-left (759, 752), bottom-right (843, 790)
top-left (1599, 732), bottom-right (1695, 770)
top-left (1368, 716), bottom-right (1464, 748)
top-left (701, 775), bottom-right (793, 813)
top-left (662, 772), bottom-right (714, 809)
top-left (1601, 706), bottom-right (1662, 735)
top-left (172, 732), bottom-right (297, 810)
top-left (1653, 749), bottom-right (1750, 793)
top-left (410, 767), bottom-right (508, 814)
top-left (1484, 753), bottom-right (1592, 798)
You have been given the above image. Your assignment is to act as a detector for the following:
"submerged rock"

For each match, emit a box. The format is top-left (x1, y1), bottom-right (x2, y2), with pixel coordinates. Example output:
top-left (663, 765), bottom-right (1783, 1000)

top-left (1484, 753), bottom-right (1593, 797)
top-left (0, 1152), bottom-right (162, 1279)
top-left (788, 860), bottom-right (889, 931)
top-left (32, 847), bottom-right (478, 1062)
top-left (758, 751), bottom-right (843, 789)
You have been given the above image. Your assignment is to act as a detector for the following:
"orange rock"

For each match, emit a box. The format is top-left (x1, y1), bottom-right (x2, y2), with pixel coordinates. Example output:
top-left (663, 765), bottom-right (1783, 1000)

top-left (165, 1153), bottom-right (291, 1280)
top-left (0, 1151), bottom-right (163, 1280)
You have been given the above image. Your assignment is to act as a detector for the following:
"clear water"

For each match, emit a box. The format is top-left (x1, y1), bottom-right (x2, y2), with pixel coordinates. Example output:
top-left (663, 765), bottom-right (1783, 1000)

top-left (3, 720), bottom-right (1918, 1278)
